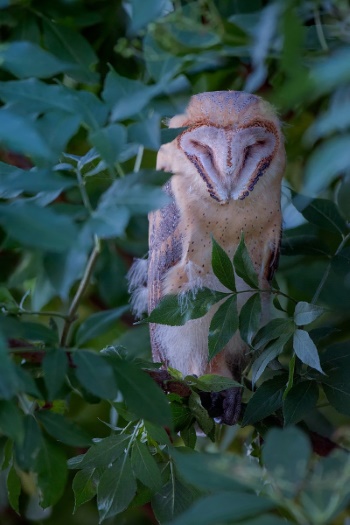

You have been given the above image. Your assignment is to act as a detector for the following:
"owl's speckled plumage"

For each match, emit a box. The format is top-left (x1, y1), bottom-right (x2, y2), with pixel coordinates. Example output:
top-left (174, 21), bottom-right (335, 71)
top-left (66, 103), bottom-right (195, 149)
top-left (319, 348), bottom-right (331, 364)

top-left (128, 91), bottom-right (285, 424)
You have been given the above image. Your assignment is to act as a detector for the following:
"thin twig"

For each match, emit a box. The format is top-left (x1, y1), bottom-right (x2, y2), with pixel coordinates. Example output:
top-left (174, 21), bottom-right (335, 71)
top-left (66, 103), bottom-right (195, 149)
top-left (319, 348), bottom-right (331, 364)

top-left (314, 7), bottom-right (329, 52)
top-left (60, 242), bottom-right (101, 346)
top-left (134, 146), bottom-right (144, 173)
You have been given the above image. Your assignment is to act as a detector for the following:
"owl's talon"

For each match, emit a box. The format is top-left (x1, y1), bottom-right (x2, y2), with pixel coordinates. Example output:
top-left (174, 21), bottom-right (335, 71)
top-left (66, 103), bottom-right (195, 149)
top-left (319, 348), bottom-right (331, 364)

top-left (201, 387), bottom-right (242, 426)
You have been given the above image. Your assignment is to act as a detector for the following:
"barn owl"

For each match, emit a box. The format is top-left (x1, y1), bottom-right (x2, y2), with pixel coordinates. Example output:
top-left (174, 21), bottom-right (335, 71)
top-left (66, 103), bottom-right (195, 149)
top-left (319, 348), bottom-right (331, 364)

top-left (128, 91), bottom-right (285, 425)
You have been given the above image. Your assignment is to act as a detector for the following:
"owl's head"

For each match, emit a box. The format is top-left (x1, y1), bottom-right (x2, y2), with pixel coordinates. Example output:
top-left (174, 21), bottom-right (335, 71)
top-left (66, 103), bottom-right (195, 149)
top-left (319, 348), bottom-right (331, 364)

top-left (159, 91), bottom-right (285, 203)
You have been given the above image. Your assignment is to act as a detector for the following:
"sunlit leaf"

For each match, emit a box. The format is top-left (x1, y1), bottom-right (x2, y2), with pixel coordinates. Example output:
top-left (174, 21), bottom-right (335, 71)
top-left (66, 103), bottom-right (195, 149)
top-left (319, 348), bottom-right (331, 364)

top-left (293, 329), bottom-right (324, 374)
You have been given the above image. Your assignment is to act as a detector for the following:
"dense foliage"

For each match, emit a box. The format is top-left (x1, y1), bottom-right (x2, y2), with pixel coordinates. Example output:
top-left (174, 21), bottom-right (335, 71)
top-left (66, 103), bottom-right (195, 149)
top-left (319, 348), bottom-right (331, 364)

top-left (1, 0), bottom-right (350, 523)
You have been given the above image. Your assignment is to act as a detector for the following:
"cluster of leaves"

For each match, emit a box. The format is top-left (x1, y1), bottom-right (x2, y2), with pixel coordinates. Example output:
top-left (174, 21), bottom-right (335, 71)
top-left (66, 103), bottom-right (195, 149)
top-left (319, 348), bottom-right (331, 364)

top-left (1, 0), bottom-right (350, 524)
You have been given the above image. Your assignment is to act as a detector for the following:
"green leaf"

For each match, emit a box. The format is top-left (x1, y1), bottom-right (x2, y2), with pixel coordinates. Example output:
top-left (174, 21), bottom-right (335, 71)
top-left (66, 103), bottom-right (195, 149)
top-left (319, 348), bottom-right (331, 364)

top-left (43, 21), bottom-right (98, 84)
top-left (187, 374), bottom-right (241, 392)
top-left (0, 316), bottom-right (58, 345)
top-left (73, 468), bottom-right (97, 512)
top-left (75, 306), bottom-right (129, 346)
top-left (97, 170), bottom-right (170, 216)
top-left (283, 381), bottom-right (319, 425)
top-left (0, 165), bottom-right (75, 195)
top-left (262, 427), bottom-right (311, 497)
top-left (188, 392), bottom-right (214, 438)
top-left (239, 293), bottom-right (262, 345)
top-left (293, 329), bottom-right (324, 374)
top-left (242, 374), bottom-right (287, 426)
top-left (75, 434), bottom-right (131, 470)
top-left (14, 415), bottom-right (42, 471)
top-left (43, 348), bottom-right (68, 401)
top-left (152, 469), bottom-right (202, 523)
top-left (233, 234), bottom-right (259, 289)
top-left (251, 334), bottom-right (292, 387)
top-left (292, 194), bottom-right (347, 236)
top-left (6, 465), bottom-right (21, 514)
top-left (253, 318), bottom-right (295, 350)
top-left (208, 295), bottom-right (238, 361)
top-left (0, 202), bottom-right (79, 253)
top-left (161, 127), bottom-right (188, 144)
top-left (211, 238), bottom-right (236, 291)
top-left (0, 401), bottom-right (24, 444)
top-left (36, 111), bottom-right (81, 158)
top-left (0, 41), bottom-right (74, 78)
top-left (73, 350), bottom-right (119, 400)
top-left (171, 448), bottom-right (247, 492)
top-left (97, 454), bottom-right (137, 521)
top-left (131, 440), bottom-right (162, 492)
top-left (113, 359), bottom-right (171, 426)
top-left (144, 288), bottom-right (229, 326)
top-left (37, 411), bottom-right (92, 447)
top-left (36, 436), bottom-right (68, 508)
top-left (321, 346), bottom-right (350, 416)
top-left (144, 421), bottom-right (171, 446)
top-left (281, 234), bottom-right (331, 257)
top-left (102, 69), bottom-right (159, 121)
top-left (89, 124), bottom-right (127, 166)
top-left (127, 0), bottom-right (169, 34)
top-left (128, 114), bottom-right (161, 151)
top-left (0, 109), bottom-right (54, 161)
top-left (294, 301), bottom-right (326, 326)
top-left (180, 426), bottom-right (197, 449)
top-left (0, 333), bottom-right (19, 399)
top-left (167, 491), bottom-right (275, 525)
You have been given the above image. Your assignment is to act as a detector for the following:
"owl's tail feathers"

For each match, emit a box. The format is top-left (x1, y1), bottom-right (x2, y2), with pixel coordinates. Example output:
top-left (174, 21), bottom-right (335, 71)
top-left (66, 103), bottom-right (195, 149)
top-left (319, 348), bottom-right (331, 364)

top-left (127, 258), bottom-right (149, 319)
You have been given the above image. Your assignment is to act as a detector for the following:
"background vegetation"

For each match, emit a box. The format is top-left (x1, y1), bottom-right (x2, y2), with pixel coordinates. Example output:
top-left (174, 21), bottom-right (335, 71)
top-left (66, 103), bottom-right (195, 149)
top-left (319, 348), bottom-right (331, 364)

top-left (1, 0), bottom-right (350, 523)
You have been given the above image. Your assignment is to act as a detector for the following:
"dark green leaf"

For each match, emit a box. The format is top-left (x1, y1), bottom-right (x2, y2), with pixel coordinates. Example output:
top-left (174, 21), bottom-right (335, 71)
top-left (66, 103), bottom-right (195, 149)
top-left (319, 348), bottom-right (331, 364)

top-left (131, 440), bottom-right (162, 492)
top-left (43, 21), bottom-right (98, 84)
top-left (0, 165), bottom-right (75, 195)
top-left (73, 468), bottom-right (97, 512)
top-left (36, 437), bottom-right (68, 508)
top-left (0, 109), bottom-right (53, 161)
top-left (76, 434), bottom-right (131, 470)
top-left (168, 491), bottom-right (275, 525)
top-left (0, 41), bottom-right (74, 78)
top-left (97, 454), bottom-right (137, 521)
top-left (89, 124), bottom-right (127, 166)
top-left (208, 295), bottom-right (238, 361)
top-left (293, 329), bottom-right (324, 374)
top-left (239, 293), bottom-right (262, 345)
top-left (0, 401), bottom-right (24, 444)
top-left (171, 448), bottom-right (247, 492)
top-left (144, 421), bottom-right (171, 446)
top-left (332, 247), bottom-right (350, 275)
top-left (242, 375), bottom-right (287, 426)
top-left (292, 194), bottom-right (347, 236)
top-left (304, 135), bottom-right (350, 193)
top-left (281, 234), bottom-right (331, 256)
top-left (253, 318), bottom-right (295, 350)
top-left (294, 301), bottom-right (326, 326)
top-left (0, 316), bottom-right (58, 345)
top-left (283, 381), bottom-right (319, 425)
top-left (263, 427), bottom-right (311, 497)
top-left (128, 114), bottom-right (161, 151)
top-left (211, 237), bottom-right (236, 291)
top-left (37, 411), bottom-right (92, 447)
top-left (0, 333), bottom-right (19, 399)
top-left (103, 70), bottom-right (159, 121)
top-left (14, 415), bottom-right (42, 471)
top-left (43, 348), bottom-right (68, 401)
top-left (180, 426), bottom-right (197, 449)
top-left (127, 0), bottom-right (169, 34)
top-left (161, 127), bottom-right (188, 144)
top-left (144, 288), bottom-right (229, 326)
top-left (152, 469), bottom-right (202, 523)
top-left (73, 350), bottom-right (119, 400)
top-left (75, 306), bottom-right (129, 346)
top-left (6, 465), bottom-right (21, 514)
top-left (0, 202), bottom-right (79, 253)
top-left (113, 360), bottom-right (171, 426)
top-left (321, 346), bottom-right (350, 415)
top-left (251, 334), bottom-right (292, 386)
top-left (233, 234), bottom-right (259, 289)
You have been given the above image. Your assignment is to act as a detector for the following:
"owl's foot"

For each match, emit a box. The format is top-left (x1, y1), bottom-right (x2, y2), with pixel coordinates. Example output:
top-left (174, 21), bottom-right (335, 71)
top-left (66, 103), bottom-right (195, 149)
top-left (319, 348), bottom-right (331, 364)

top-left (200, 387), bottom-right (242, 426)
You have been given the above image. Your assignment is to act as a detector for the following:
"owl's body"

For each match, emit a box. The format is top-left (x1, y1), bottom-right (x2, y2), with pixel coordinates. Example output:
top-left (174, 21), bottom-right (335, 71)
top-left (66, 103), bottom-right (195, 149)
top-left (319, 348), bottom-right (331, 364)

top-left (128, 91), bottom-right (285, 424)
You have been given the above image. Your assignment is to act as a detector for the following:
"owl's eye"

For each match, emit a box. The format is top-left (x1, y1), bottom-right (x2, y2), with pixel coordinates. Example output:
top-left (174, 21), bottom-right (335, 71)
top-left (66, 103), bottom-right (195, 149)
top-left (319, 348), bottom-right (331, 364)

top-left (189, 140), bottom-right (214, 162)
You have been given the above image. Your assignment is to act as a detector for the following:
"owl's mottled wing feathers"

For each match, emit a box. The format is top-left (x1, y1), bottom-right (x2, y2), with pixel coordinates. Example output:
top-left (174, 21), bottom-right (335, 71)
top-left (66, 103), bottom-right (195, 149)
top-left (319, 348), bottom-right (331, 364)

top-left (148, 185), bottom-right (183, 362)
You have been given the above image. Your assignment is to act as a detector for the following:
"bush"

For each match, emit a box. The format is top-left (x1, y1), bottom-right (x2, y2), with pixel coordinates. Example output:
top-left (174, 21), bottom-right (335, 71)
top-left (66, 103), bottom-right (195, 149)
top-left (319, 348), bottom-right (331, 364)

top-left (1, 1), bottom-right (350, 524)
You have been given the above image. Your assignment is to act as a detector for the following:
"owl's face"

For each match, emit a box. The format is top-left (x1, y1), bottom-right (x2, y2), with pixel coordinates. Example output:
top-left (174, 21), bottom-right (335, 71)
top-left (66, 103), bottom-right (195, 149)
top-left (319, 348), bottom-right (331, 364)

top-left (158, 91), bottom-right (285, 204)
